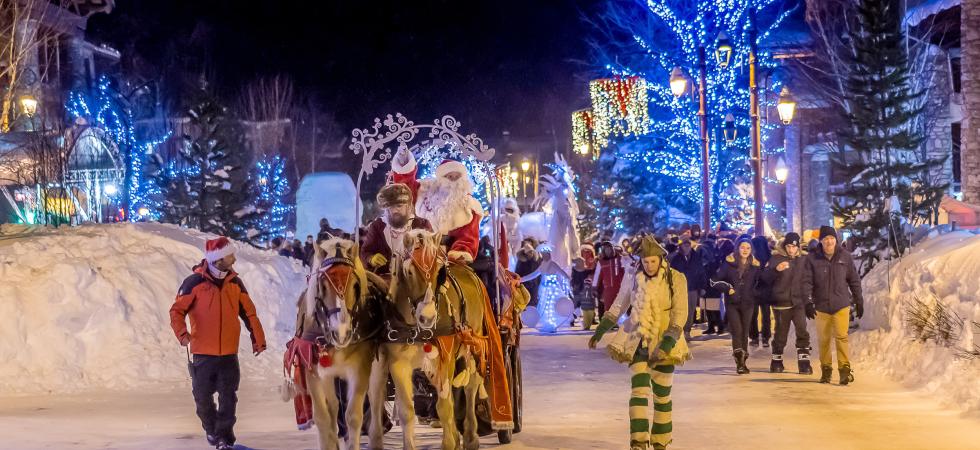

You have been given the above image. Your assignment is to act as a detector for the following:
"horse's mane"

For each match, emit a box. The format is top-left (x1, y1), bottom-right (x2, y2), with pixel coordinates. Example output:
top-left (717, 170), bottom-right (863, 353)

top-left (304, 236), bottom-right (368, 317)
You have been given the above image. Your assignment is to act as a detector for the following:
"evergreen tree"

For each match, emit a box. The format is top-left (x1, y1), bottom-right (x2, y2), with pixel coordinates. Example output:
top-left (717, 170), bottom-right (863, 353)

top-left (154, 90), bottom-right (261, 240)
top-left (253, 154), bottom-right (292, 239)
top-left (588, 0), bottom-right (796, 232)
top-left (832, 0), bottom-right (947, 274)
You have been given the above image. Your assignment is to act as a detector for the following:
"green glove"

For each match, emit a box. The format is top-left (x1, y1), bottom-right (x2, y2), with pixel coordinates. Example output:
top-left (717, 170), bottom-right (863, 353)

top-left (658, 335), bottom-right (677, 352)
top-left (588, 317), bottom-right (616, 349)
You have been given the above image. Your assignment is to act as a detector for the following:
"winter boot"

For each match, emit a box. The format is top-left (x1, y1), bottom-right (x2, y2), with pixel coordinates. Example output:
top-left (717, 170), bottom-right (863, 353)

top-left (762, 339), bottom-right (770, 348)
top-left (819, 365), bottom-right (833, 383)
top-left (734, 350), bottom-right (750, 374)
top-left (839, 365), bottom-right (854, 386)
top-left (797, 349), bottom-right (813, 375)
top-left (206, 435), bottom-right (218, 446)
top-left (750, 338), bottom-right (760, 347)
top-left (630, 440), bottom-right (649, 450)
top-left (216, 441), bottom-right (234, 450)
top-left (770, 354), bottom-right (784, 373)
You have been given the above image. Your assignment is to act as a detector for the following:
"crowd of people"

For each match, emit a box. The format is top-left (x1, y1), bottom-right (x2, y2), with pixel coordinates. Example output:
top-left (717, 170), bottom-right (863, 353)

top-left (559, 223), bottom-right (863, 383)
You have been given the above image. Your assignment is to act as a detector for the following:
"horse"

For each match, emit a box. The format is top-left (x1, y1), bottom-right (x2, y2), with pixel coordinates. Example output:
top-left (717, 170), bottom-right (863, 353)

top-left (367, 229), bottom-right (498, 450)
top-left (290, 236), bottom-right (383, 450)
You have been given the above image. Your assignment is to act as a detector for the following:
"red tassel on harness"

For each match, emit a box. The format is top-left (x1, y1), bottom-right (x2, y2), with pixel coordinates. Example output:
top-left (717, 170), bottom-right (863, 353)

top-left (423, 343), bottom-right (433, 353)
top-left (318, 351), bottom-right (333, 367)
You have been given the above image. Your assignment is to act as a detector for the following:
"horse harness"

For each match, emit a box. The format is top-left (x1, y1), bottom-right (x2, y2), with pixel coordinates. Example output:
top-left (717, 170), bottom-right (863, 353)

top-left (383, 262), bottom-right (470, 345)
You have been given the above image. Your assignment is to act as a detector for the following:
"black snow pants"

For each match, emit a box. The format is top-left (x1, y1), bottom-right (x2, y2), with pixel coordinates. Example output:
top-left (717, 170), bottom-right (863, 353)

top-left (191, 354), bottom-right (240, 445)
top-left (750, 304), bottom-right (772, 342)
top-left (725, 301), bottom-right (755, 354)
top-left (771, 306), bottom-right (811, 356)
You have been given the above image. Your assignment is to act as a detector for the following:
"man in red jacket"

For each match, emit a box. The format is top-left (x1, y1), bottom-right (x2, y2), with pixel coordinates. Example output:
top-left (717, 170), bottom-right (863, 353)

top-left (360, 182), bottom-right (433, 277)
top-left (391, 148), bottom-right (483, 263)
top-left (170, 237), bottom-right (266, 450)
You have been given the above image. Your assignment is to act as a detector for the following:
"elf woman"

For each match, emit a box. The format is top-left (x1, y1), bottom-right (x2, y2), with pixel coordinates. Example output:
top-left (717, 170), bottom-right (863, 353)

top-left (589, 236), bottom-right (690, 450)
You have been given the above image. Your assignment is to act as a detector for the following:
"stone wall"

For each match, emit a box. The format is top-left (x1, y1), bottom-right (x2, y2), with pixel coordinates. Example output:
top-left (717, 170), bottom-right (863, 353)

top-left (963, 0), bottom-right (980, 203)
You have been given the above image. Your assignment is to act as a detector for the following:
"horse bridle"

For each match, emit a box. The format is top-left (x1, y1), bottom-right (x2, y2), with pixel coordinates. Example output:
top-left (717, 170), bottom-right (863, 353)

top-left (386, 241), bottom-right (444, 344)
top-left (313, 252), bottom-right (361, 348)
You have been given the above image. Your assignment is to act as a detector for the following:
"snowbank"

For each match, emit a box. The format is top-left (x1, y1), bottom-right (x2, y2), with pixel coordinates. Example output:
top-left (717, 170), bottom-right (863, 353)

top-left (853, 231), bottom-right (980, 414)
top-left (0, 223), bottom-right (306, 393)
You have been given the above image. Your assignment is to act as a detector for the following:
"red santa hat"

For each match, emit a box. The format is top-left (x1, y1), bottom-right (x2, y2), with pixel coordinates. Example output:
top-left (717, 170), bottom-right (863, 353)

top-left (205, 236), bottom-right (235, 263)
top-left (434, 159), bottom-right (468, 179)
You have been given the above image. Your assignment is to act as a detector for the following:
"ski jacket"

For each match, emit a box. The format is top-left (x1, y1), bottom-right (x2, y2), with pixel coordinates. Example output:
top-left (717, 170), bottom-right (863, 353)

top-left (762, 247), bottom-right (807, 308)
top-left (594, 255), bottom-right (626, 309)
top-left (170, 262), bottom-right (266, 356)
top-left (799, 245), bottom-right (863, 314)
top-left (714, 255), bottom-right (762, 306)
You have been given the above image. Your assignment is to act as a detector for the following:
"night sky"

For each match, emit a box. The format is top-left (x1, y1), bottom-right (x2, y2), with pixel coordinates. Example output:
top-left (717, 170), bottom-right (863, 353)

top-left (87, 0), bottom-right (600, 152)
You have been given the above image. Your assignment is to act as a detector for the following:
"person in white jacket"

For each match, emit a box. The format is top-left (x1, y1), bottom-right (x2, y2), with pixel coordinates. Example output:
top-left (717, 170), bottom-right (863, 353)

top-left (588, 236), bottom-right (690, 450)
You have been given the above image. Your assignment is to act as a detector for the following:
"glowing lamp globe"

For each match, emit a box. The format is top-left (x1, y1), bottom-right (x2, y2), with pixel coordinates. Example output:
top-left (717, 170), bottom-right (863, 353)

top-left (715, 32), bottom-right (733, 68)
top-left (137, 207), bottom-right (150, 216)
top-left (723, 113), bottom-right (737, 143)
top-left (521, 160), bottom-right (531, 172)
top-left (775, 156), bottom-right (789, 184)
top-left (777, 86), bottom-right (797, 125)
top-left (576, 143), bottom-right (590, 155)
top-left (103, 184), bottom-right (118, 195)
top-left (20, 95), bottom-right (38, 118)
top-left (669, 66), bottom-right (687, 98)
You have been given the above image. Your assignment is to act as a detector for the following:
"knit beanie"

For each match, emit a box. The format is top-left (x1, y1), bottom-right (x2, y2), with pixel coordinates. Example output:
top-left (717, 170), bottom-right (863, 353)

top-left (819, 225), bottom-right (838, 240)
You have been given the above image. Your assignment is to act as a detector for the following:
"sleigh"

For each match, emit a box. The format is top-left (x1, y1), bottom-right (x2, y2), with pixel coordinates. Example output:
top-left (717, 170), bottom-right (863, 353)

top-left (348, 114), bottom-right (526, 446)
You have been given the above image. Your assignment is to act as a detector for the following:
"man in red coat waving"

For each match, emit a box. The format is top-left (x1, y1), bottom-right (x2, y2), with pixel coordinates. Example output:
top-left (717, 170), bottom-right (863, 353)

top-left (391, 148), bottom-right (483, 264)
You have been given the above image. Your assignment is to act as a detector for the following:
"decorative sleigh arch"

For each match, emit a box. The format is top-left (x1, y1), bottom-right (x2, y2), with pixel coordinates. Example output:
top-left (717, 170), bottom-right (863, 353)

top-left (349, 113), bottom-right (499, 231)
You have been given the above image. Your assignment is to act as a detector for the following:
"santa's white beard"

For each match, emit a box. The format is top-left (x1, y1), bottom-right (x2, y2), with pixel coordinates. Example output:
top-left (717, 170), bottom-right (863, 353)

top-left (416, 176), bottom-right (477, 234)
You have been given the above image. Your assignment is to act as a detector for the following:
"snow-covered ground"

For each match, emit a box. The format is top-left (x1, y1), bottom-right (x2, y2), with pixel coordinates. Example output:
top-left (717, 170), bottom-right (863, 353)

top-left (3, 332), bottom-right (980, 449)
top-left (3, 224), bottom-right (980, 449)
top-left (852, 231), bottom-right (980, 415)
top-left (0, 223), bottom-right (306, 393)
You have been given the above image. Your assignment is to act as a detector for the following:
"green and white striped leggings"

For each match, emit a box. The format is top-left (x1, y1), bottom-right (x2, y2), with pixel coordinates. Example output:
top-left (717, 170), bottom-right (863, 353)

top-left (629, 346), bottom-right (674, 447)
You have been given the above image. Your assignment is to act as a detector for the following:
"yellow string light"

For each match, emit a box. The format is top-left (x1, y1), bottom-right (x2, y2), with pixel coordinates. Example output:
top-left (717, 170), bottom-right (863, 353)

top-left (588, 76), bottom-right (651, 150)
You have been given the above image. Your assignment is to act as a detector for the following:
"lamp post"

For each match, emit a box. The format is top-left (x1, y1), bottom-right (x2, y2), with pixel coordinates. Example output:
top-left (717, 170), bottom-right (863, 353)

top-left (20, 95), bottom-right (38, 118)
top-left (670, 47), bottom-right (711, 231)
top-left (749, 9), bottom-right (765, 236)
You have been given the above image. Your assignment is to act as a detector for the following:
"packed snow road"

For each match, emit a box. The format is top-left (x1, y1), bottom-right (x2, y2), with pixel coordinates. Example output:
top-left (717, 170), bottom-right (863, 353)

top-left (2, 331), bottom-right (980, 450)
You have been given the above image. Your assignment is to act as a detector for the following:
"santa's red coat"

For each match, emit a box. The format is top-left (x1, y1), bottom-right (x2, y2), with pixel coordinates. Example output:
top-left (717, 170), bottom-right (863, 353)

top-left (392, 162), bottom-right (481, 262)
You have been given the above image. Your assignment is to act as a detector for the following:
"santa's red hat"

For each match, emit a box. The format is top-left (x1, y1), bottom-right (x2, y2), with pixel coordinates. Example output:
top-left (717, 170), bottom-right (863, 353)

top-left (205, 236), bottom-right (235, 263)
top-left (435, 159), bottom-right (467, 179)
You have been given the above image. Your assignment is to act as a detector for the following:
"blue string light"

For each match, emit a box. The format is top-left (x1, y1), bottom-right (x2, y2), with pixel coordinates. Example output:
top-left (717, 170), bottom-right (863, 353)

top-left (590, 0), bottom-right (797, 231)
top-left (254, 155), bottom-right (292, 237)
top-left (66, 76), bottom-right (170, 221)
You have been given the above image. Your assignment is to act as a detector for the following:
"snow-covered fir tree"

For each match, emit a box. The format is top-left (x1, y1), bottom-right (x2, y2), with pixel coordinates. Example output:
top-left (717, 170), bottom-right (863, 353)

top-left (153, 89), bottom-right (262, 240)
top-left (832, 0), bottom-right (948, 275)
top-left (253, 154), bottom-right (292, 240)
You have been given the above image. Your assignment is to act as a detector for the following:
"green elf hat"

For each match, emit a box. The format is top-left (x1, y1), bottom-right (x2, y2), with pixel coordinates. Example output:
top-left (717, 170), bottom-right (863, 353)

top-left (634, 235), bottom-right (667, 259)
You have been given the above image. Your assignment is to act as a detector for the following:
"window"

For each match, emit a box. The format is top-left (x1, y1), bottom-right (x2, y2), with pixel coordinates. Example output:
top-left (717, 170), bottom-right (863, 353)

top-left (952, 122), bottom-right (961, 188)
top-left (950, 56), bottom-right (962, 94)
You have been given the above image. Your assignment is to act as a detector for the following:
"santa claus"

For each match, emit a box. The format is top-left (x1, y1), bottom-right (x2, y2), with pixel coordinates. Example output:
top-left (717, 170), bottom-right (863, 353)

top-left (392, 149), bottom-right (483, 264)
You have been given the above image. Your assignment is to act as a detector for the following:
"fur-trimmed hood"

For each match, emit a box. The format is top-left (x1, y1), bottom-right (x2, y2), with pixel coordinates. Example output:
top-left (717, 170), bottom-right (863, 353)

top-left (725, 254), bottom-right (761, 267)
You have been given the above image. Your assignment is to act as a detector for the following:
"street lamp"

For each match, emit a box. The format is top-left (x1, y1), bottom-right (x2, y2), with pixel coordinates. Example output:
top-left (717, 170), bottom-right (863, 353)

top-left (716, 32), bottom-right (733, 68)
top-left (521, 160), bottom-right (530, 172)
top-left (774, 156), bottom-right (789, 184)
top-left (670, 67), bottom-right (688, 98)
top-left (104, 184), bottom-right (118, 195)
top-left (20, 95), bottom-right (38, 118)
top-left (777, 86), bottom-right (797, 125)
top-left (723, 113), bottom-right (737, 142)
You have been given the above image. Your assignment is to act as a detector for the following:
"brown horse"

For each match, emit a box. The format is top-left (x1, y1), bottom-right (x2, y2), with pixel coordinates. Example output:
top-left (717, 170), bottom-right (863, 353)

top-left (367, 229), bottom-right (493, 450)
top-left (296, 236), bottom-right (381, 450)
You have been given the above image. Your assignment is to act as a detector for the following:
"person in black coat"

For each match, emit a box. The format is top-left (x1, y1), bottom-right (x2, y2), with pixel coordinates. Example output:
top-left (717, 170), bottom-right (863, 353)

top-left (761, 232), bottom-right (812, 374)
top-left (669, 236), bottom-right (707, 341)
top-left (799, 226), bottom-right (864, 385)
top-left (712, 237), bottom-right (762, 374)
top-left (749, 235), bottom-right (773, 347)
top-left (700, 238), bottom-right (725, 334)
top-left (514, 237), bottom-right (542, 307)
